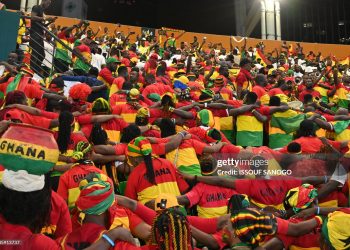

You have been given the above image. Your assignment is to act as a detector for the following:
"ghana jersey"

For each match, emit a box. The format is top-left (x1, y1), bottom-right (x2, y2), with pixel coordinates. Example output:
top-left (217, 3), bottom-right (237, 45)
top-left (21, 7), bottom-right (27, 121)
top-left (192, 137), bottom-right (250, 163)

top-left (334, 83), bottom-right (350, 109)
top-left (3, 108), bottom-right (52, 129)
top-left (60, 223), bottom-right (139, 250)
top-left (98, 67), bottom-right (116, 90)
top-left (236, 106), bottom-right (270, 147)
top-left (112, 102), bottom-right (148, 124)
top-left (298, 89), bottom-right (321, 103)
top-left (77, 114), bottom-right (128, 142)
top-left (235, 68), bottom-right (253, 92)
top-left (142, 82), bottom-right (174, 102)
top-left (108, 203), bottom-right (143, 232)
top-left (212, 85), bottom-right (233, 101)
top-left (109, 76), bottom-right (126, 98)
top-left (0, 220), bottom-right (62, 250)
top-left (187, 126), bottom-right (231, 144)
top-left (276, 216), bottom-right (321, 250)
top-left (185, 182), bottom-right (238, 218)
top-left (268, 88), bottom-right (289, 103)
top-left (165, 138), bottom-right (207, 176)
top-left (41, 191), bottom-right (72, 239)
top-left (252, 85), bottom-right (270, 105)
top-left (235, 178), bottom-right (302, 209)
top-left (125, 158), bottom-right (189, 204)
top-left (109, 92), bottom-right (127, 106)
top-left (52, 132), bottom-right (88, 178)
top-left (57, 164), bottom-right (108, 211)
top-left (279, 136), bottom-right (343, 154)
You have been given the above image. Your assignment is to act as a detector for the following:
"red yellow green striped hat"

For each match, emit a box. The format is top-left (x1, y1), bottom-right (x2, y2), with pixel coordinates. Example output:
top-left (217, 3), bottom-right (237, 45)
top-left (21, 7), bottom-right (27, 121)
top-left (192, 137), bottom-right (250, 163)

top-left (322, 208), bottom-right (350, 250)
top-left (127, 136), bottom-right (152, 157)
top-left (197, 109), bottom-right (215, 127)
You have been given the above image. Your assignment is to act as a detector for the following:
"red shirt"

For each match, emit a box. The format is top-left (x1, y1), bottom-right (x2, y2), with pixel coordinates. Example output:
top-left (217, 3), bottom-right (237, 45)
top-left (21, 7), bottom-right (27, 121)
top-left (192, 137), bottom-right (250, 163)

top-left (235, 68), bottom-right (252, 88)
top-left (235, 178), bottom-right (302, 208)
top-left (42, 191), bottom-right (72, 239)
top-left (298, 89), bottom-right (321, 102)
top-left (142, 83), bottom-right (174, 102)
top-left (3, 108), bottom-right (52, 129)
top-left (0, 221), bottom-right (61, 250)
top-left (98, 67), bottom-right (116, 86)
top-left (279, 136), bottom-right (343, 154)
top-left (109, 92), bottom-right (127, 106)
top-left (125, 158), bottom-right (189, 204)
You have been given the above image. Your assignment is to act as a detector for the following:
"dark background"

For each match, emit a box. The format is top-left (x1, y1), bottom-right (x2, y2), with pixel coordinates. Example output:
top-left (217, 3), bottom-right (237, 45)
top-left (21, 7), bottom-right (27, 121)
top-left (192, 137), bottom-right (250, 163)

top-left (3, 0), bottom-right (350, 44)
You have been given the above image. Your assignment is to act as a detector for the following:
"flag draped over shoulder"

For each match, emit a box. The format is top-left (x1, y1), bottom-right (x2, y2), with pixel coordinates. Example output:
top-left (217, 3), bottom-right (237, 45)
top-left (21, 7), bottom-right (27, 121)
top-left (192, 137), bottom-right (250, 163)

top-left (255, 49), bottom-right (271, 67)
top-left (270, 110), bottom-right (306, 134)
top-left (6, 73), bottom-right (24, 94)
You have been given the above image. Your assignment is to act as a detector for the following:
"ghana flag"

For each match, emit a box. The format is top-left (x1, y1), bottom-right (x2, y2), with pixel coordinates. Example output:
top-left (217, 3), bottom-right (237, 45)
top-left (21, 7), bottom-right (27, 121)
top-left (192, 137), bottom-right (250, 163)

top-left (255, 49), bottom-right (271, 67)
top-left (236, 114), bottom-right (263, 147)
top-left (0, 124), bottom-right (59, 175)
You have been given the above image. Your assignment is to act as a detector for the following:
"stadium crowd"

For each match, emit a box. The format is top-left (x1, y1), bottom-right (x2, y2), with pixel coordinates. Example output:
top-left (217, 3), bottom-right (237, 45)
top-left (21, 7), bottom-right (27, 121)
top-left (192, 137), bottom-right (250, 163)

top-left (0, 0), bottom-right (350, 249)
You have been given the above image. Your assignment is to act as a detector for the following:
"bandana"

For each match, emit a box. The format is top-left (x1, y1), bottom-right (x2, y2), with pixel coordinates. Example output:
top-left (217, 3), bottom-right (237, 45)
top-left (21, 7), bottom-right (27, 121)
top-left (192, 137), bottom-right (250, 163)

top-left (127, 136), bottom-right (152, 157)
top-left (92, 98), bottom-right (111, 114)
top-left (322, 208), bottom-right (350, 250)
top-left (148, 93), bottom-right (161, 102)
top-left (283, 184), bottom-right (318, 213)
top-left (197, 109), bottom-right (214, 127)
top-left (76, 173), bottom-right (115, 217)
top-left (230, 209), bottom-right (277, 247)
top-left (214, 75), bottom-right (225, 85)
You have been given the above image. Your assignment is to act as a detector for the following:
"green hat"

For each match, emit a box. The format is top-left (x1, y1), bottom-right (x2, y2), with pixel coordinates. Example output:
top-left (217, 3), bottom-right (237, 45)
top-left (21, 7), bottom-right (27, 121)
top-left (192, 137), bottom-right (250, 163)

top-left (148, 93), bottom-right (161, 102)
top-left (107, 57), bottom-right (120, 64)
top-left (74, 39), bottom-right (82, 47)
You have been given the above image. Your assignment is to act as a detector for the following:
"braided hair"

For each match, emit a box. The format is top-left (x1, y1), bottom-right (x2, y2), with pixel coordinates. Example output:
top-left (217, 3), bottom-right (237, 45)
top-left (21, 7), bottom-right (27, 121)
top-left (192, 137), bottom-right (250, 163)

top-left (150, 208), bottom-right (193, 250)
top-left (57, 111), bottom-right (74, 154)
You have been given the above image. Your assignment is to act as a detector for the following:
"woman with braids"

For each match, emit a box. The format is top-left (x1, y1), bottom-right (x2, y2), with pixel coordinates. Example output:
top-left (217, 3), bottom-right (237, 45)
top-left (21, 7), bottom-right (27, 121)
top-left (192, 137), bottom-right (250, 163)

top-left (51, 111), bottom-right (89, 191)
top-left (124, 136), bottom-right (190, 206)
top-left (61, 173), bottom-right (140, 250)
top-left (76, 97), bottom-right (128, 142)
top-left (57, 141), bottom-right (123, 212)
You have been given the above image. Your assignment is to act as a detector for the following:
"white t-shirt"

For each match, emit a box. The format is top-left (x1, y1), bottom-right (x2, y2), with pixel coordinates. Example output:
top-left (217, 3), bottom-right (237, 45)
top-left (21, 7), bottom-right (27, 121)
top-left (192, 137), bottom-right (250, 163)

top-left (43, 40), bottom-right (54, 68)
top-left (91, 53), bottom-right (106, 71)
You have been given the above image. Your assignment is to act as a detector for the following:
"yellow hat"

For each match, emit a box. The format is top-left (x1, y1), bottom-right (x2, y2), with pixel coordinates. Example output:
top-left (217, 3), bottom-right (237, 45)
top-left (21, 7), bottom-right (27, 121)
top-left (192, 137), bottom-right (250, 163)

top-left (155, 193), bottom-right (179, 211)
top-left (130, 57), bottom-right (138, 63)
top-left (129, 88), bottom-right (140, 99)
top-left (177, 75), bottom-right (189, 84)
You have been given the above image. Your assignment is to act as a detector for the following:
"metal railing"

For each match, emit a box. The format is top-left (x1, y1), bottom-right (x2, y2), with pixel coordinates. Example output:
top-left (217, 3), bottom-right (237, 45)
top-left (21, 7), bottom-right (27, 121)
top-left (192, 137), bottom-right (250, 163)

top-left (20, 15), bottom-right (92, 78)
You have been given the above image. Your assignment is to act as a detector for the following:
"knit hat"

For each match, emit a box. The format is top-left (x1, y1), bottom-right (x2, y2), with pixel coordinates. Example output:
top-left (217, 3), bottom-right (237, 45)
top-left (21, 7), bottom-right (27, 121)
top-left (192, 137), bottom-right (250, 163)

top-left (197, 109), bottom-right (214, 127)
top-left (283, 184), bottom-right (318, 213)
top-left (129, 88), bottom-right (140, 100)
top-left (92, 98), bottom-right (111, 114)
top-left (127, 136), bottom-right (152, 157)
top-left (230, 209), bottom-right (277, 247)
top-left (322, 208), bottom-right (350, 250)
top-left (136, 107), bottom-right (149, 118)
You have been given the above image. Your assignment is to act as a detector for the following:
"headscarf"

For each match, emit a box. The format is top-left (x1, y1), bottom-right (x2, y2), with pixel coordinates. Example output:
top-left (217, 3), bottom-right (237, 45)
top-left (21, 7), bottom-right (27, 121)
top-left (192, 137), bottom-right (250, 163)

top-left (283, 184), bottom-right (318, 214)
top-left (92, 98), bottom-right (111, 114)
top-left (2, 169), bottom-right (45, 192)
top-left (197, 109), bottom-right (214, 127)
top-left (127, 136), bottom-right (152, 157)
top-left (230, 208), bottom-right (277, 247)
top-left (322, 208), bottom-right (350, 250)
top-left (76, 173), bottom-right (115, 221)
